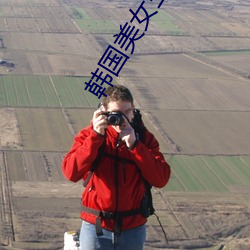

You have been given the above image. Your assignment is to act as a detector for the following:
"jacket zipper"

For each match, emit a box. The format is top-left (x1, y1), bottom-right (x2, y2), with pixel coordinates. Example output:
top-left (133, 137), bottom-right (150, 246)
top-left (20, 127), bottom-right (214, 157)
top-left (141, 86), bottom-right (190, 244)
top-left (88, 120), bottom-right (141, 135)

top-left (114, 138), bottom-right (121, 235)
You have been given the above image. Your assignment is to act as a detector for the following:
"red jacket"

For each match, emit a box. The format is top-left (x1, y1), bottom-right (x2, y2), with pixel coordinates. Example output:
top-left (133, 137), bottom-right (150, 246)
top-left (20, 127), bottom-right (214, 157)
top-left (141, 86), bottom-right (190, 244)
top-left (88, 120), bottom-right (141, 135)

top-left (62, 124), bottom-right (171, 231)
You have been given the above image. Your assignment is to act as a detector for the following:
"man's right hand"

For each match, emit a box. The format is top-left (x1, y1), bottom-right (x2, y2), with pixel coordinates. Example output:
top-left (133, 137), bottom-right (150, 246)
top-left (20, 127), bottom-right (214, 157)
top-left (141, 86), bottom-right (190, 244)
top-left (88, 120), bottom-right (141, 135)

top-left (92, 109), bottom-right (108, 136)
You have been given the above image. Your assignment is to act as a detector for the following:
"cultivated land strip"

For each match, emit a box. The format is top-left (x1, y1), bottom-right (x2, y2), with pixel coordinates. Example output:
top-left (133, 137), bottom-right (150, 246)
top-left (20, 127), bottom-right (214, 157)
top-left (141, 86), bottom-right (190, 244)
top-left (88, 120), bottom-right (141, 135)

top-left (0, 152), bottom-right (15, 247)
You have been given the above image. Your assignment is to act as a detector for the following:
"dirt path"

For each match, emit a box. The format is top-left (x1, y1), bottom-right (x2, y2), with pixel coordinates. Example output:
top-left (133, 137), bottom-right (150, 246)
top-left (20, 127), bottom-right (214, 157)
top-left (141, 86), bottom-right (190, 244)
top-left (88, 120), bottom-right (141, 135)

top-left (0, 108), bottom-right (21, 150)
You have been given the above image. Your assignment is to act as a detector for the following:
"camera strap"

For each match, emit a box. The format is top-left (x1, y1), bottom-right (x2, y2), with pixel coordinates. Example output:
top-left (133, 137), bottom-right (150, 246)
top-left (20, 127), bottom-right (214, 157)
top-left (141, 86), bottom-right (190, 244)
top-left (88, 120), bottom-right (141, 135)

top-left (83, 138), bottom-right (106, 187)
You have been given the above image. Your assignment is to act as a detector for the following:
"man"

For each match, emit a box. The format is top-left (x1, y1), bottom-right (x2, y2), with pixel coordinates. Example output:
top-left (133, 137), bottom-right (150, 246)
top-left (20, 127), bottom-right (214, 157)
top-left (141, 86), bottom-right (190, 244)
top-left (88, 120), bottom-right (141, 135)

top-left (62, 85), bottom-right (171, 250)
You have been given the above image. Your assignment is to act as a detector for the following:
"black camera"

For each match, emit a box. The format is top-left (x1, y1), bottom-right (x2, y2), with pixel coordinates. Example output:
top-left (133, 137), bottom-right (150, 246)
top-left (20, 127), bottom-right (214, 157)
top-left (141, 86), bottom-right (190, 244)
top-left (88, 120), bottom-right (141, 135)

top-left (102, 111), bottom-right (124, 126)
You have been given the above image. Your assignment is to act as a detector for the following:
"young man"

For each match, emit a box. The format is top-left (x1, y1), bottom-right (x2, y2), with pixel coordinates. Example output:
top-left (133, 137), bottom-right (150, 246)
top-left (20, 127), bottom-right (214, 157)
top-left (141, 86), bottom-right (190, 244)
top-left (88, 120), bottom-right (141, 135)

top-left (62, 85), bottom-right (171, 250)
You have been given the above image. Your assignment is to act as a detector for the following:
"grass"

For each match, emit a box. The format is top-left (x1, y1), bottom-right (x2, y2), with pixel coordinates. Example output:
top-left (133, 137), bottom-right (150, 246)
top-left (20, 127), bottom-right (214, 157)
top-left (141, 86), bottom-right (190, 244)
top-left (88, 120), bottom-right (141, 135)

top-left (152, 20), bottom-right (184, 34)
top-left (71, 7), bottom-right (185, 34)
top-left (201, 156), bottom-right (241, 186)
top-left (75, 19), bottom-right (117, 33)
top-left (51, 76), bottom-right (76, 107)
top-left (166, 155), bottom-right (250, 193)
top-left (150, 10), bottom-right (174, 21)
top-left (71, 7), bottom-right (90, 20)
top-left (221, 156), bottom-right (250, 186)
top-left (183, 156), bottom-right (227, 192)
top-left (3, 75), bottom-right (18, 106)
top-left (64, 77), bottom-right (91, 107)
top-left (39, 76), bottom-right (61, 107)
top-left (25, 76), bottom-right (48, 107)
top-left (13, 76), bottom-right (31, 106)
top-left (167, 156), bottom-right (206, 192)
top-left (0, 76), bottom-right (8, 105)
top-left (202, 49), bottom-right (250, 56)
top-left (149, 9), bottom-right (184, 33)
top-left (71, 7), bottom-right (117, 33)
top-left (0, 75), bottom-right (100, 108)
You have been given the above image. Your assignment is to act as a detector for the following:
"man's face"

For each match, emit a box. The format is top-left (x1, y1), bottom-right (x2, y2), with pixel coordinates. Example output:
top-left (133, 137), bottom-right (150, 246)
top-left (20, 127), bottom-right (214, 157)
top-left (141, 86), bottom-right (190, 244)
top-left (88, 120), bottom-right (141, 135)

top-left (106, 101), bottom-right (134, 133)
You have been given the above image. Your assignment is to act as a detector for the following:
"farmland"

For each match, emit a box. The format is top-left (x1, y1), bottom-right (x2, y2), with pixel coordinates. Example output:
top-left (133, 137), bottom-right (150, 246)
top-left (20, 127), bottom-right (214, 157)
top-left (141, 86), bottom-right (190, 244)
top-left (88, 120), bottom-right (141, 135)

top-left (1, 0), bottom-right (250, 250)
top-left (0, 75), bottom-right (99, 107)
top-left (166, 155), bottom-right (250, 192)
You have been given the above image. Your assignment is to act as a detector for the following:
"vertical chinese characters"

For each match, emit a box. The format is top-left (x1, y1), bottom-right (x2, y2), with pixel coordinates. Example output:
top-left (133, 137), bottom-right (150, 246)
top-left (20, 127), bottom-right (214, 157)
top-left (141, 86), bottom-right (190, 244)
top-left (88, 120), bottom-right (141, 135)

top-left (85, 0), bottom-right (165, 99)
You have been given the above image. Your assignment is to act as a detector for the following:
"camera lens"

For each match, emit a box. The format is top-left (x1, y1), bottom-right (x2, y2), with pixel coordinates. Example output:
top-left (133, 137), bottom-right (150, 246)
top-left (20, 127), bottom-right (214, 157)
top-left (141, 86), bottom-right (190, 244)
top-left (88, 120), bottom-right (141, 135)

top-left (107, 112), bottom-right (124, 125)
top-left (108, 114), bottom-right (121, 125)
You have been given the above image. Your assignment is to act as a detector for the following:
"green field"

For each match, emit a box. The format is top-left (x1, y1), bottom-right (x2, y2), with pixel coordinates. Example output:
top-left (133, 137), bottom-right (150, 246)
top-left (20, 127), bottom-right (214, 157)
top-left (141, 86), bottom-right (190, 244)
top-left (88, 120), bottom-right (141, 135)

top-left (71, 6), bottom-right (183, 34)
top-left (75, 19), bottom-right (117, 33)
top-left (71, 7), bottom-right (90, 20)
top-left (150, 10), bottom-right (184, 34)
top-left (202, 50), bottom-right (250, 56)
top-left (71, 7), bottom-right (117, 33)
top-left (165, 155), bottom-right (250, 192)
top-left (0, 75), bottom-right (99, 108)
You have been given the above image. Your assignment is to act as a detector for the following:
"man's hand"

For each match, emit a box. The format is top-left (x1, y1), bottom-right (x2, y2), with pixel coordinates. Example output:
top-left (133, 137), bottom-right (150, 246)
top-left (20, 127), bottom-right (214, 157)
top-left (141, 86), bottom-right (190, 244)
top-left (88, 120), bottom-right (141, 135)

top-left (119, 115), bottom-right (137, 149)
top-left (92, 108), bottom-right (108, 136)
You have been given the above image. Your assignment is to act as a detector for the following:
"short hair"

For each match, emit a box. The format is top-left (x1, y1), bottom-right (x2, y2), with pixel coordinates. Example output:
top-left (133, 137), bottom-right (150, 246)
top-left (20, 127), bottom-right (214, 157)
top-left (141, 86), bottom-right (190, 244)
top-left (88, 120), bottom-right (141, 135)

top-left (102, 85), bottom-right (134, 108)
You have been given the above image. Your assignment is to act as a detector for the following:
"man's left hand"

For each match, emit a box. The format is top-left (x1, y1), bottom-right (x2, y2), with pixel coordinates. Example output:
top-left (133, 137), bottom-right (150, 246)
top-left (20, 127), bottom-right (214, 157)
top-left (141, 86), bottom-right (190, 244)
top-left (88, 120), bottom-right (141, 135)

top-left (119, 116), bottom-right (137, 149)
